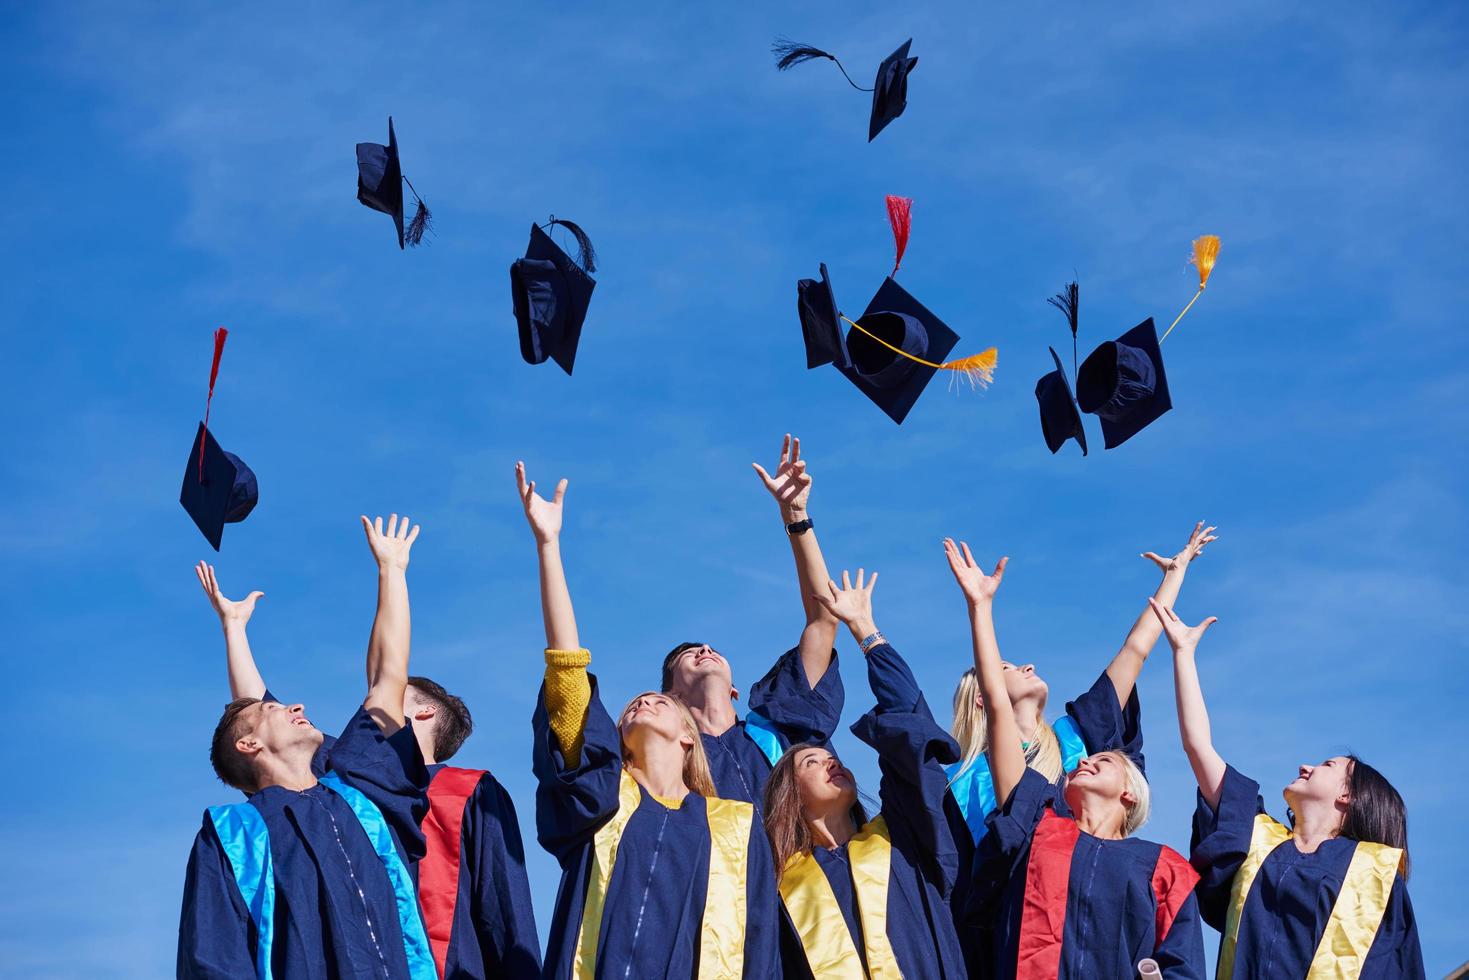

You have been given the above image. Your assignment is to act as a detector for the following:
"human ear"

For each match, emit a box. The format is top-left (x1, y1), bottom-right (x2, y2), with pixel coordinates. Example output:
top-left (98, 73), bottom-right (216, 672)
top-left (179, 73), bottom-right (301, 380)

top-left (235, 736), bottom-right (263, 758)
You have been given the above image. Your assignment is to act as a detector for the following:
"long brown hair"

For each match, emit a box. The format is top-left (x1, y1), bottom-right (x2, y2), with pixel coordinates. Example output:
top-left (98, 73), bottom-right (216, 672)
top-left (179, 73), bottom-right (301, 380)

top-left (762, 742), bottom-right (868, 882)
top-left (617, 691), bottom-right (717, 798)
top-left (1342, 756), bottom-right (1411, 879)
top-left (950, 666), bottom-right (1064, 784)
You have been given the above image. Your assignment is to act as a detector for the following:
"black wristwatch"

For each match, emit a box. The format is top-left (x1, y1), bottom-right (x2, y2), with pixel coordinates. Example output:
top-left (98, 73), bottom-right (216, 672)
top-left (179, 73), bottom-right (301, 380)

top-left (785, 518), bottom-right (814, 536)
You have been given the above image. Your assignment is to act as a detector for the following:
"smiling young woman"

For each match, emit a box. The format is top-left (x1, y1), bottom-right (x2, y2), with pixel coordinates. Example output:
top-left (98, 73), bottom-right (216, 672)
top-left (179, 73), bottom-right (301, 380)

top-left (1153, 599), bottom-right (1424, 979)
top-left (516, 462), bottom-right (778, 979)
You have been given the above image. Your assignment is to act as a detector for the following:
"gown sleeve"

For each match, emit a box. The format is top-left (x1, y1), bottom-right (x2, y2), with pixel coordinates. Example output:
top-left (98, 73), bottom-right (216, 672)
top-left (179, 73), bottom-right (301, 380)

top-left (1062, 669), bottom-right (1144, 770)
top-left (742, 803), bottom-right (781, 979)
top-left (176, 817), bottom-right (258, 980)
top-left (1360, 874), bottom-right (1426, 980)
top-left (1153, 891), bottom-right (1208, 980)
top-left (465, 774), bottom-right (543, 978)
top-left (1188, 763), bottom-right (1266, 931)
top-left (531, 672), bottom-right (625, 861)
top-left (849, 641), bottom-right (963, 896)
top-left (326, 706), bottom-right (431, 860)
top-left (966, 768), bottom-right (1057, 924)
top-left (747, 645), bottom-right (846, 746)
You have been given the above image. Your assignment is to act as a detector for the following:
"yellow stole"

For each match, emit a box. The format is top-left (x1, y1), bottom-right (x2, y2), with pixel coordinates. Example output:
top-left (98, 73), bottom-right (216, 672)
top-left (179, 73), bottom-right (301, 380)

top-left (1217, 813), bottom-right (1403, 980)
top-left (572, 771), bottom-right (752, 979)
top-left (777, 815), bottom-right (902, 979)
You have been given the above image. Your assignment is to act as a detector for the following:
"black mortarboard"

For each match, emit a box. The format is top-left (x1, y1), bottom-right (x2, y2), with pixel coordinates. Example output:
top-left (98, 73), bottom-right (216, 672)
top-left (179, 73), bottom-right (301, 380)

top-left (355, 117), bottom-right (431, 249)
top-left (180, 422), bottom-right (258, 551)
top-left (1076, 318), bottom-right (1172, 449)
top-left (771, 37), bottom-right (917, 142)
top-left (511, 219), bottom-right (597, 376)
top-left (1035, 347), bottom-right (1088, 456)
top-left (835, 277), bottom-right (959, 425)
top-left (868, 39), bottom-right (917, 142)
top-left (796, 262), bottom-right (849, 370)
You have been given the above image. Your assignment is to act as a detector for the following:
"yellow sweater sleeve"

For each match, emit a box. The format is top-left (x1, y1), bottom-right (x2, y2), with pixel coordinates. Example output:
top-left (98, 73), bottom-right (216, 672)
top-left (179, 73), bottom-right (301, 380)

top-left (543, 648), bottom-right (592, 767)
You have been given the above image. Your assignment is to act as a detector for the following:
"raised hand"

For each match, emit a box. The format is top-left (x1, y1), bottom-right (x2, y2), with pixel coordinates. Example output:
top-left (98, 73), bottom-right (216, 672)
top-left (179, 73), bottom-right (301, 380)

top-left (1142, 520), bottom-right (1219, 574)
top-left (943, 538), bottom-right (1007, 607)
top-left (1147, 598), bottom-right (1218, 653)
top-left (361, 513), bottom-right (421, 570)
top-left (814, 568), bottom-right (878, 635)
top-left (751, 433), bottom-right (813, 519)
top-left (516, 461), bottom-right (567, 544)
top-left (195, 561), bottom-right (263, 628)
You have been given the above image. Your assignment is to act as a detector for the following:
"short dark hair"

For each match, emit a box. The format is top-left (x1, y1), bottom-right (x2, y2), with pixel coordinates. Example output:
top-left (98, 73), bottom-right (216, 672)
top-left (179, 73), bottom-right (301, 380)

top-left (408, 676), bottom-right (473, 762)
top-left (210, 698), bottom-right (262, 793)
top-left (661, 642), bottom-right (704, 693)
top-left (1342, 755), bottom-right (1411, 878)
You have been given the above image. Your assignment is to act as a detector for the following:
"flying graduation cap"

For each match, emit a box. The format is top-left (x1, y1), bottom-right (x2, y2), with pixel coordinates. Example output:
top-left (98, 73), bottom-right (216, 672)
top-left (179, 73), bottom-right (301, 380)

top-left (1047, 235), bottom-right (1221, 451)
top-left (772, 37), bottom-right (918, 141)
top-left (797, 196), bottom-right (997, 424)
top-left (1034, 281), bottom-right (1087, 455)
top-left (510, 218), bottom-right (597, 375)
top-left (179, 328), bottom-right (258, 551)
top-left (355, 116), bottom-right (432, 249)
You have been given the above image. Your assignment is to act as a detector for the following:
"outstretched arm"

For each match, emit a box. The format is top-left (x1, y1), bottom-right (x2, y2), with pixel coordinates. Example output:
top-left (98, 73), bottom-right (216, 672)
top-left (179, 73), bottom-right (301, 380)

top-left (753, 434), bottom-right (838, 684)
top-left (361, 513), bottom-right (420, 734)
top-left (944, 539), bottom-right (1026, 806)
top-left (194, 561), bottom-right (267, 701)
top-left (518, 461), bottom-right (590, 766)
top-left (1149, 598), bottom-right (1227, 809)
top-left (1104, 521), bottom-right (1218, 708)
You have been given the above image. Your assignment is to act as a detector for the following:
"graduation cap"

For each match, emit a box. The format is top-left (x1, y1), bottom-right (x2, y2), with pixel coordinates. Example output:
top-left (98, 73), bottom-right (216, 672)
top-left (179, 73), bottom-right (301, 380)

top-left (1032, 280), bottom-right (1086, 455)
top-left (798, 197), bottom-right (997, 424)
top-left (771, 37), bottom-right (918, 142)
top-left (179, 329), bottom-right (258, 550)
top-left (1076, 318), bottom-right (1172, 449)
top-left (355, 116), bottom-right (432, 249)
top-left (510, 218), bottom-right (597, 376)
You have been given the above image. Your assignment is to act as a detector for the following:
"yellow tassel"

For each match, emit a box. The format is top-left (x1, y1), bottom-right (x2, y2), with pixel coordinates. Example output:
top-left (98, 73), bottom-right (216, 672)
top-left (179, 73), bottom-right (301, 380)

top-left (840, 315), bottom-right (998, 391)
top-left (940, 347), bottom-right (998, 391)
top-left (1162, 234), bottom-right (1221, 342)
top-left (1190, 234), bottom-right (1221, 289)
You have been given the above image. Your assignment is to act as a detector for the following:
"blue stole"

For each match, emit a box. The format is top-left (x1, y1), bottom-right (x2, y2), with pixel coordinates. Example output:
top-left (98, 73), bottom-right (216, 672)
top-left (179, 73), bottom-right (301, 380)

top-left (207, 773), bottom-right (436, 980)
top-left (943, 716), bottom-right (1088, 844)
top-left (742, 709), bottom-right (785, 767)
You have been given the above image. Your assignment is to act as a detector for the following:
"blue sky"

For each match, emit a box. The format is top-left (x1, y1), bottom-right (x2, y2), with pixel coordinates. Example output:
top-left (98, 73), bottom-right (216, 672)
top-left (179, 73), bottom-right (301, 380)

top-left (2, 1), bottom-right (1465, 975)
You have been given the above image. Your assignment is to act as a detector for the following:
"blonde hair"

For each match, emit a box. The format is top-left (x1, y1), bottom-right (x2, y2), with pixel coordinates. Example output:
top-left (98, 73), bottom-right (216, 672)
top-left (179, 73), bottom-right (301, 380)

top-left (1113, 750), bottom-right (1152, 836)
top-left (949, 667), bottom-right (1064, 785)
top-left (617, 691), bottom-right (717, 798)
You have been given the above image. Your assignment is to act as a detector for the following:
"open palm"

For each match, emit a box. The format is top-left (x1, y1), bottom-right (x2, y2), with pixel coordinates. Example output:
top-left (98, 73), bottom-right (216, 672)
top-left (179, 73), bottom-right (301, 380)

top-left (752, 433), bottom-right (812, 516)
top-left (516, 461), bottom-right (567, 543)
top-left (943, 538), bottom-right (1007, 606)
top-left (194, 561), bottom-right (263, 627)
top-left (1148, 598), bottom-right (1218, 652)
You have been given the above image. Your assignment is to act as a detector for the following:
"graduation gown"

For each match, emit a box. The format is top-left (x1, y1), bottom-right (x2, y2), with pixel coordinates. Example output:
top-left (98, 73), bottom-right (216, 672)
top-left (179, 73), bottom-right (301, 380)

top-left (776, 642), bottom-right (967, 979)
top-left (532, 675), bottom-right (779, 979)
top-left (418, 764), bottom-right (541, 979)
top-left (177, 707), bottom-right (433, 980)
top-left (970, 768), bottom-right (1206, 980)
top-left (703, 646), bottom-right (845, 809)
top-left (1191, 764), bottom-right (1424, 979)
top-left (945, 669), bottom-right (1143, 976)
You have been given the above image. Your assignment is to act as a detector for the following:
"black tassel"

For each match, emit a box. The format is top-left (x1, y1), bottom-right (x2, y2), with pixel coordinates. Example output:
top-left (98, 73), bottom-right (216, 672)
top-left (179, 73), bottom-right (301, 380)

top-left (402, 175), bottom-right (432, 247)
top-left (550, 218), bottom-right (597, 274)
top-left (771, 37), bottom-right (836, 71)
top-left (405, 199), bottom-right (432, 247)
top-left (1047, 280), bottom-right (1079, 340)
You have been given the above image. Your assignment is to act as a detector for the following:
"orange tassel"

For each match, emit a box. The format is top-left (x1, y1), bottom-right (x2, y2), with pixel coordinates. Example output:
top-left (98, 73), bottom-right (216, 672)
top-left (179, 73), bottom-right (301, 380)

top-left (1190, 235), bottom-right (1220, 289)
top-left (940, 347), bottom-right (998, 391)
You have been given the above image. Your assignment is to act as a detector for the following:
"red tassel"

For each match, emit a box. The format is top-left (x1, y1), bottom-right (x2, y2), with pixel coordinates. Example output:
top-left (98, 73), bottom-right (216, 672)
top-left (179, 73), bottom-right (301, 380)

top-left (198, 327), bottom-right (229, 482)
top-left (886, 195), bottom-right (912, 276)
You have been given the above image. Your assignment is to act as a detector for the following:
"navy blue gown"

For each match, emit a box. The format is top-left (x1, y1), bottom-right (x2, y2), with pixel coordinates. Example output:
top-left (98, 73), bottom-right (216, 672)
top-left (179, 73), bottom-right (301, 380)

top-left (1191, 764), bottom-right (1424, 979)
top-left (703, 646), bottom-right (845, 810)
top-left (776, 641), bottom-right (967, 979)
top-left (419, 764), bottom-right (541, 979)
top-left (177, 707), bottom-right (432, 979)
top-left (533, 675), bottom-right (779, 979)
top-left (970, 768), bottom-right (1206, 980)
